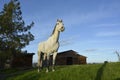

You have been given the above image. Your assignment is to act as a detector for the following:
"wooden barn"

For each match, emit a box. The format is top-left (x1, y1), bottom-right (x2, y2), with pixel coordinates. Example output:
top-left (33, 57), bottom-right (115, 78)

top-left (3, 53), bottom-right (35, 69)
top-left (10, 53), bottom-right (35, 68)
top-left (56, 50), bottom-right (87, 65)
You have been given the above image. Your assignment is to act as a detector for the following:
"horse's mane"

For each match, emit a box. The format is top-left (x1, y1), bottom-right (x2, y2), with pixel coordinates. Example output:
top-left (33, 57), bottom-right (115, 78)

top-left (50, 20), bottom-right (62, 36)
top-left (50, 24), bottom-right (57, 36)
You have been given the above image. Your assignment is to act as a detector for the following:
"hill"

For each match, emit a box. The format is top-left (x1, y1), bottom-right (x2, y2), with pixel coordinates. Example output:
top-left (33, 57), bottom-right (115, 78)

top-left (5, 62), bottom-right (120, 80)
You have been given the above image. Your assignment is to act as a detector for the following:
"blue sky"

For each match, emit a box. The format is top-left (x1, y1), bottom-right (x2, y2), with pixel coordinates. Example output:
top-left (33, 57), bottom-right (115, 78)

top-left (0, 0), bottom-right (120, 63)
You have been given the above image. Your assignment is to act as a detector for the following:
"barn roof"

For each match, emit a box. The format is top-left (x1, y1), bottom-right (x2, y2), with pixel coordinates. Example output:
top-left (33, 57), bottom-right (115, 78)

top-left (58, 50), bottom-right (87, 58)
top-left (13, 52), bottom-right (35, 57)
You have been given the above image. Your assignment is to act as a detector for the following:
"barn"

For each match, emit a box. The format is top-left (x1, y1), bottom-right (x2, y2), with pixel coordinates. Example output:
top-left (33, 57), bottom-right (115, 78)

top-left (10, 53), bottom-right (35, 68)
top-left (2, 53), bottom-right (35, 69)
top-left (56, 50), bottom-right (87, 65)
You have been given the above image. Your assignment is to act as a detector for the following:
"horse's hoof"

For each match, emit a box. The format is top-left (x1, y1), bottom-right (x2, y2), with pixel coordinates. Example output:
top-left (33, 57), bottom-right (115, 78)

top-left (38, 69), bottom-right (40, 72)
top-left (52, 69), bottom-right (55, 72)
top-left (46, 70), bottom-right (49, 73)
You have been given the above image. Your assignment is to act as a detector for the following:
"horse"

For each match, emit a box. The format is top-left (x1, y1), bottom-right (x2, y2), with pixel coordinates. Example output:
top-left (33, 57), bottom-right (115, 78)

top-left (37, 19), bottom-right (65, 72)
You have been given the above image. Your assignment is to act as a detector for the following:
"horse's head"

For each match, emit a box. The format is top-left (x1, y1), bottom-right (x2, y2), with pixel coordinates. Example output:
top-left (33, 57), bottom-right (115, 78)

top-left (56, 19), bottom-right (65, 32)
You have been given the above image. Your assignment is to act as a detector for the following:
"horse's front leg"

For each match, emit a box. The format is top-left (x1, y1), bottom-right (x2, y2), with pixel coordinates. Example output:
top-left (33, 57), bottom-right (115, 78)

top-left (38, 52), bottom-right (43, 72)
top-left (46, 54), bottom-right (50, 73)
top-left (52, 52), bottom-right (57, 72)
top-left (38, 57), bottom-right (41, 72)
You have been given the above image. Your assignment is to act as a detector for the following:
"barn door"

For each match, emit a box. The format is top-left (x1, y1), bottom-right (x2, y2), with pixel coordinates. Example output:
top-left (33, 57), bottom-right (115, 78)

top-left (66, 57), bottom-right (73, 65)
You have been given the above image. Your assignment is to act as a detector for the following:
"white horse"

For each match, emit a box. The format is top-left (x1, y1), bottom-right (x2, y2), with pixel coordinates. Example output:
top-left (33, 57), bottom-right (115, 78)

top-left (38, 19), bottom-right (65, 72)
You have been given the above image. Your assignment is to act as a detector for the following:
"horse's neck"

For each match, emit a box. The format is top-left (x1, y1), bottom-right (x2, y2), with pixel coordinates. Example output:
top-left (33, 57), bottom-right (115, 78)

top-left (52, 30), bottom-right (60, 43)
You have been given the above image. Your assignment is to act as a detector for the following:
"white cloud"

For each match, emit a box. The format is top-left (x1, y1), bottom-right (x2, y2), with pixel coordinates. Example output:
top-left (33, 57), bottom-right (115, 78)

top-left (63, 1), bottom-right (120, 27)
top-left (96, 32), bottom-right (120, 37)
top-left (84, 49), bottom-right (98, 52)
top-left (91, 23), bottom-right (120, 28)
top-left (63, 11), bottom-right (110, 26)
top-left (60, 35), bottom-right (80, 46)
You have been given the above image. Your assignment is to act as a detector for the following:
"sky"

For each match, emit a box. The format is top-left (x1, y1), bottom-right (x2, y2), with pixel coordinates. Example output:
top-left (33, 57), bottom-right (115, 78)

top-left (0, 0), bottom-right (120, 63)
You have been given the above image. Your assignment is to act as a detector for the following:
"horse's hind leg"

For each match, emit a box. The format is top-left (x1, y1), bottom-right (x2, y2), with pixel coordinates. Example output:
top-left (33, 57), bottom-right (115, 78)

top-left (46, 54), bottom-right (50, 73)
top-left (38, 52), bottom-right (43, 72)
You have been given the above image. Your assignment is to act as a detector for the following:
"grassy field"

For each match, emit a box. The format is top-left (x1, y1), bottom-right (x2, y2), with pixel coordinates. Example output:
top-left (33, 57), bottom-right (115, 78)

top-left (4, 62), bottom-right (120, 80)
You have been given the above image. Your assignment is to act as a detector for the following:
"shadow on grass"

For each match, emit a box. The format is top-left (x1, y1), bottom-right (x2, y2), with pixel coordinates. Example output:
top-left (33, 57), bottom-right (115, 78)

top-left (95, 62), bottom-right (107, 80)
top-left (115, 78), bottom-right (120, 80)
top-left (4, 68), bottom-right (35, 80)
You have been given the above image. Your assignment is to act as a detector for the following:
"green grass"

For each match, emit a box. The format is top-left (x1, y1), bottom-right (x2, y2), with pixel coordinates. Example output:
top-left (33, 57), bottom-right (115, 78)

top-left (0, 68), bottom-right (21, 74)
top-left (5, 62), bottom-right (120, 80)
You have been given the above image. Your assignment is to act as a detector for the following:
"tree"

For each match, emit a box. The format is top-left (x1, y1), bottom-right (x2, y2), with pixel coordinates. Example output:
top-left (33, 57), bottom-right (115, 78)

top-left (0, 0), bottom-right (34, 54)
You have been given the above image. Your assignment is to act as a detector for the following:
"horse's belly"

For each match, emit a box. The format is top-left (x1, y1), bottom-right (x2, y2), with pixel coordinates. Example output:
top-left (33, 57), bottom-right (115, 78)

top-left (39, 42), bottom-right (59, 54)
top-left (46, 43), bottom-right (59, 53)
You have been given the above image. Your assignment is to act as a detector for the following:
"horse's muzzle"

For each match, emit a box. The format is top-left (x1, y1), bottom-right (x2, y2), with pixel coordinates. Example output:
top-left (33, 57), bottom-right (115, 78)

top-left (61, 26), bottom-right (65, 32)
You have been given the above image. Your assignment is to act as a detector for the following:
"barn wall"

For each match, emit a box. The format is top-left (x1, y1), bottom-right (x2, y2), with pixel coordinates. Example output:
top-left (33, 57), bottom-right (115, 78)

top-left (11, 53), bottom-right (34, 68)
top-left (56, 50), bottom-right (87, 65)
top-left (78, 56), bottom-right (87, 64)
top-left (56, 56), bottom-right (66, 65)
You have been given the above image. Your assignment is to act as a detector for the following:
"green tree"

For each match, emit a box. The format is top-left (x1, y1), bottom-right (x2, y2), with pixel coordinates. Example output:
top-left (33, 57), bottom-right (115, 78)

top-left (0, 0), bottom-right (34, 54)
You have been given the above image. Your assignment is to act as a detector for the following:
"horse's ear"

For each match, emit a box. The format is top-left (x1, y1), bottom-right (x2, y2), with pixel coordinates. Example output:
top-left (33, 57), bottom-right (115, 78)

top-left (57, 19), bottom-right (59, 22)
top-left (57, 19), bottom-right (62, 22)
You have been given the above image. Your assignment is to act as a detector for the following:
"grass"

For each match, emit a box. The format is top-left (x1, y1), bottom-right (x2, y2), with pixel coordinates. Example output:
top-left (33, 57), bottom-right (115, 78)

top-left (4, 62), bottom-right (120, 80)
top-left (0, 68), bottom-right (19, 74)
